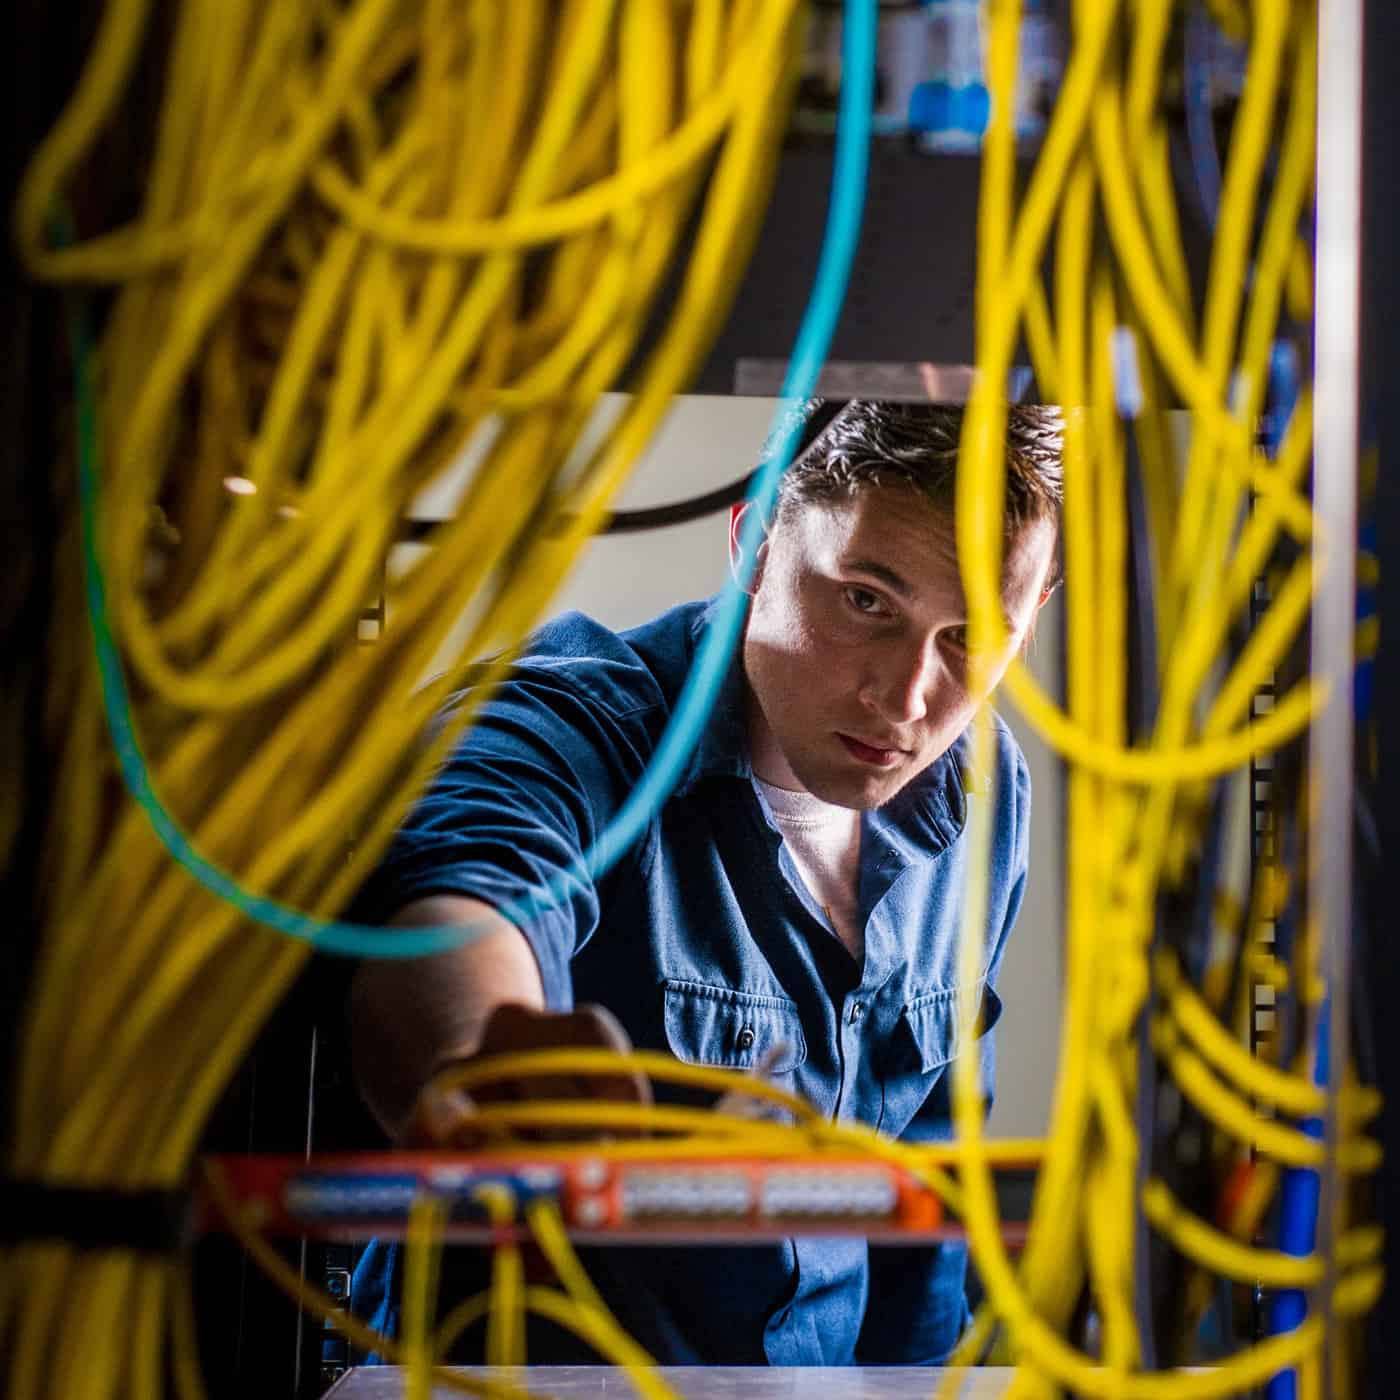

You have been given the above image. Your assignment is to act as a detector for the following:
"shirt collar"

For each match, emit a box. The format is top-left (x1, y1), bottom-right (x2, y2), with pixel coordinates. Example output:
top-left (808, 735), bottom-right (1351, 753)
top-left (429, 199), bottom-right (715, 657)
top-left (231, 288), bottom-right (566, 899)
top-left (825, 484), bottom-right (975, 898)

top-left (863, 731), bottom-right (970, 866)
top-left (673, 595), bottom-right (753, 795)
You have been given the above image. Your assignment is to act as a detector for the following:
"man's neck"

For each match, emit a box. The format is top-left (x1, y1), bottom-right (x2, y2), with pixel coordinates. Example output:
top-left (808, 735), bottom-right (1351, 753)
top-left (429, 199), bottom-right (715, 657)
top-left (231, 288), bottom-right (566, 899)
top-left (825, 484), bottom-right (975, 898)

top-left (745, 687), bottom-right (806, 792)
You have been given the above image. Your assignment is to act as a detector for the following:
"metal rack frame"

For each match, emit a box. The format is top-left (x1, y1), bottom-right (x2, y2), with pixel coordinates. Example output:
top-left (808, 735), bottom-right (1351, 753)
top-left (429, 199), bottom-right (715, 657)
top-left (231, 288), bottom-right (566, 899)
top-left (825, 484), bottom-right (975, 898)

top-left (1310, 0), bottom-right (1365, 1392)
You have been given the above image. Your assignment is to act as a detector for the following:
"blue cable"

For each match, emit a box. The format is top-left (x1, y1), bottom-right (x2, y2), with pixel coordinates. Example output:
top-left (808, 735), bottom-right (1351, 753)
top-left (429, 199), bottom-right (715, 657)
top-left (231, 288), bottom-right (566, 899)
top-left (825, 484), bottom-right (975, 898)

top-left (73, 0), bottom-right (877, 960)
top-left (1265, 999), bottom-right (1328, 1400)
top-left (1256, 345), bottom-right (1328, 1399)
top-left (546, 0), bottom-right (876, 893)
top-left (1183, 3), bottom-right (1223, 228)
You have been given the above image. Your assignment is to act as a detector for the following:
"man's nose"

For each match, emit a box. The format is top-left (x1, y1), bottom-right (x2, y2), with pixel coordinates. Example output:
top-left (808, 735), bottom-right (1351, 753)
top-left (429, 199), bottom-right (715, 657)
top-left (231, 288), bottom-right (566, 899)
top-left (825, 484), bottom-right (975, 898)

top-left (862, 641), bottom-right (939, 727)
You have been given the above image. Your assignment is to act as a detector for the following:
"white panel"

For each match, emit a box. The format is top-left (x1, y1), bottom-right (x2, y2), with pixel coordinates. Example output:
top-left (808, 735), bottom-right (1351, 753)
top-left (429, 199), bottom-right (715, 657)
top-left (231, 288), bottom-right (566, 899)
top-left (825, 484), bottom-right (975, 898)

top-left (406, 393), bottom-right (1065, 1137)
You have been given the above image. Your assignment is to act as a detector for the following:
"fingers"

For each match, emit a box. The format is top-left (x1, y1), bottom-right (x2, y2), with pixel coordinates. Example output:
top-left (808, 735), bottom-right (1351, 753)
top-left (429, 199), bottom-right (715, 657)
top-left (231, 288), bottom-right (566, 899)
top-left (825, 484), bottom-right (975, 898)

top-left (402, 1080), bottom-right (486, 1148)
top-left (711, 1041), bottom-right (795, 1122)
top-left (431, 1002), bottom-right (653, 1142)
top-left (568, 1003), bottom-right (653, 1109)
top-left (565, 1003), bottom-right (651, 1138)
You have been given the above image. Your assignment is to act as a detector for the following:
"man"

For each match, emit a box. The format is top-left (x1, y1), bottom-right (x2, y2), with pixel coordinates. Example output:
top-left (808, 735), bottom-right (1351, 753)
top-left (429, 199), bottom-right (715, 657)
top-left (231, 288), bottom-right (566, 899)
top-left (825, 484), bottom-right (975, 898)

top-left (348, 399), bottom-right (1062, 1365)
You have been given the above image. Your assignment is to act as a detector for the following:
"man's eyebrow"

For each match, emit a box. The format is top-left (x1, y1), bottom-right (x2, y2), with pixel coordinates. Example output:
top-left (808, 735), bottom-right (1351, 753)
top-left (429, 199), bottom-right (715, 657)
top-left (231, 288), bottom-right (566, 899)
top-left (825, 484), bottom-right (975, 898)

top-left (843, 556), bottom-right (1019, 631)
top-left (842, 558), bottom-right (914, 599)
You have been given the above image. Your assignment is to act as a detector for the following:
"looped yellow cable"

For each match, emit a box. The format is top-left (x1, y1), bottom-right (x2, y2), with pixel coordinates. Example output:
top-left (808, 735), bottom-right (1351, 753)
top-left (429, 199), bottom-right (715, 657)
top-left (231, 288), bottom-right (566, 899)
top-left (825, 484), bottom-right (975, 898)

top-left (306, 45), bottom-right (753, 252)
top-left (432, 1045), bottom-right (817, 1122)
top-left (1142, 1176), bottom-right (1384, 1291)
top-left (997, 665), bottom-right (1324, 782)
top-left (200, 1161), bottom-right (529, 1400)
top-left (1164, 1040), bottom-right (1382, 1173)
top-left (12, 5), bottom-right (820, 1397)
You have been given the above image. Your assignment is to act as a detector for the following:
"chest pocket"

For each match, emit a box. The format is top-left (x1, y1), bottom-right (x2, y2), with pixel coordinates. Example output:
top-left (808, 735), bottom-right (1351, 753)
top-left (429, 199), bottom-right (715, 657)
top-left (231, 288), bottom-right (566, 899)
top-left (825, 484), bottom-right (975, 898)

top-left (878, 982), bottom-right (1003, 1135)
top-left (897, 982), bottom-right (1003, 1071)
top-left (661, 980), bottom-right (807, 1074)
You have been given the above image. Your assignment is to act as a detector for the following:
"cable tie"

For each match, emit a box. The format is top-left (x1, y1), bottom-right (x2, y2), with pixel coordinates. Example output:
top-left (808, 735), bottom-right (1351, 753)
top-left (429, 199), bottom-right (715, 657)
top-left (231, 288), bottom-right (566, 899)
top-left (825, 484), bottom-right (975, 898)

top-left (0, 1174), bottom-right (194, 1253)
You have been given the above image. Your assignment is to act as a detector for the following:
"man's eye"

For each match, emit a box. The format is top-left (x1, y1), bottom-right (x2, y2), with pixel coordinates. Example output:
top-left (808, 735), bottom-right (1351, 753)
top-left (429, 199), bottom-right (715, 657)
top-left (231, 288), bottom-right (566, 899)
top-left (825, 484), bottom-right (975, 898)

top-left (844, 586), bottom-right (886, 616)
top-left (942, 626), bottom-right (968, 651)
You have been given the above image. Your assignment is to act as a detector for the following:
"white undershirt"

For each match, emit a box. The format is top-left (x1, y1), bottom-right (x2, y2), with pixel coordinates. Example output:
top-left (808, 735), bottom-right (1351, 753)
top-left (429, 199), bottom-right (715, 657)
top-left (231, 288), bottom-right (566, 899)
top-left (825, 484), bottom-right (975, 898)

top-left (755, 777), bottom-right (864, 964)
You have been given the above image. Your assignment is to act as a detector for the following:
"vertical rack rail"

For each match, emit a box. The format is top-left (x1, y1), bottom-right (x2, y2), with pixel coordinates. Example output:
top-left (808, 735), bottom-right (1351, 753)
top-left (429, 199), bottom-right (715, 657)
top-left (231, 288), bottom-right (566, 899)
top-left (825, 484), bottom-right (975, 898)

top-left (1310, 0), bottom-right (1364, 1392)
top-left (1250, 566), bottom-right (1278, 1350)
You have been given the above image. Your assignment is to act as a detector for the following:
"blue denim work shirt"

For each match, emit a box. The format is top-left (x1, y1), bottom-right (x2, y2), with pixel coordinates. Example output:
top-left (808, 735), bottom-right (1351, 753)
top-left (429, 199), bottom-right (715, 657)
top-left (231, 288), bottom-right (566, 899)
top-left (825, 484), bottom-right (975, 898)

top-left (350, 598), bottom-right (1031, 1366)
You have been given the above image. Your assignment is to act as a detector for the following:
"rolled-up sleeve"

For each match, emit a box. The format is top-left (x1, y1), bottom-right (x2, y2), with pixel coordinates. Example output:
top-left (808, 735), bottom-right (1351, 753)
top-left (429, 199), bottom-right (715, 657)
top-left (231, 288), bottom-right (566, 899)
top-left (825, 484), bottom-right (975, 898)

top-left (352, 661), bottom-right (657, 1010)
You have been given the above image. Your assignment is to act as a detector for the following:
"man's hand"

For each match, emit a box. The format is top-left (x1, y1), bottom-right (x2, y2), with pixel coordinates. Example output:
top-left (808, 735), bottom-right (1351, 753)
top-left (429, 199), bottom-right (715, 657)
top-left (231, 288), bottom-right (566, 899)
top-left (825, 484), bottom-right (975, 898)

top-left (407, 1002), bottom-right (652, 1146)
top-left (351, 896), bottom-right (651, 1142)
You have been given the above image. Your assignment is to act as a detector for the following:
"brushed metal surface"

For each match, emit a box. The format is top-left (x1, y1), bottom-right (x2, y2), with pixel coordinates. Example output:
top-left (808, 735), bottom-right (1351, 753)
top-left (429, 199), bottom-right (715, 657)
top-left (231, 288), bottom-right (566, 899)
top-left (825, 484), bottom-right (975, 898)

top-left (325, 1365), bottom-right (1020, 1399)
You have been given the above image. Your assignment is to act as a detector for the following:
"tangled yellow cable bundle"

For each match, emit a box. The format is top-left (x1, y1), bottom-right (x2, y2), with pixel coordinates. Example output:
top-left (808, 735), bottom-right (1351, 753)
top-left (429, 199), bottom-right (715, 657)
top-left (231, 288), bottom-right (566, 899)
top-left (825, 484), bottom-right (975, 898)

top-left (948, 2), bottom-right (1379, 1397)
top-left (5, 2), bottom-right (807, 1396)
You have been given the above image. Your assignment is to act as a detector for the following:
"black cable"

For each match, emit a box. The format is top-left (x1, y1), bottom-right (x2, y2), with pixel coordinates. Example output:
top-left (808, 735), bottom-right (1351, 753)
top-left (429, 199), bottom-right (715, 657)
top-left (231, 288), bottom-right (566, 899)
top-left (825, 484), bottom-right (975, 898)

top-left (1124, 432), bottom-right (1160, 743)
top-left (593, 470), bottom-right (759, 534)
top-left (1147, 730), bottom-right (1233, 1356)
top-left (399, 399), bottom-right (853, 543)
top-left (1350, 781), bottom-right (1382, 1091)
top-left (1125, 424), bottom-right (1163, 1371)
top-left (397, 473), bottom-right (759, 542)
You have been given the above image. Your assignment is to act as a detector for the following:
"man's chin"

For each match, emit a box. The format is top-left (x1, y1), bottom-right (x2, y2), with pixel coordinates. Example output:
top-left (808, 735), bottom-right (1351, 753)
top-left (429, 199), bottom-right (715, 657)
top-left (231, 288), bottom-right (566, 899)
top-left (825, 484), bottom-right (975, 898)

top-left (797, 763), bottom-right (910, 812)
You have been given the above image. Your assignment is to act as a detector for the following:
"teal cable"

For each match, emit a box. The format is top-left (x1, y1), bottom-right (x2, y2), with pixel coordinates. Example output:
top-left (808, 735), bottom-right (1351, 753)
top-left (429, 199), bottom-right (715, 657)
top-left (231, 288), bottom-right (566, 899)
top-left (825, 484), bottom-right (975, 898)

top-left (571, 0), bottom-right (874, 888)
top-left (70, 0), bottom-right (876, 959)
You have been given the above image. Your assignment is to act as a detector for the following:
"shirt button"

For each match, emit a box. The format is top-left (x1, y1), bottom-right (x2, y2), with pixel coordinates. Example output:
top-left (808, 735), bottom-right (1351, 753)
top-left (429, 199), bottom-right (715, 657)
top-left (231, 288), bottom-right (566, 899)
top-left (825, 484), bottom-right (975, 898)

top-left (849, 1002), bottom-right (864, 1023)
top-left (736, 1027), bottom-right (756, 1051)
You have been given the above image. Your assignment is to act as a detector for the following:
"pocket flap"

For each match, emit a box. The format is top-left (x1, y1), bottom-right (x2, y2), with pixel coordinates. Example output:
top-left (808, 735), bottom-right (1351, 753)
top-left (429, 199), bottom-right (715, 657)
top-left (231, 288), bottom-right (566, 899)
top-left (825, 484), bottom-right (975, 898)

top-left (662, 980), bottom-right (807, 1074)
top-left (899, 983), bottom-right (1003, 1074)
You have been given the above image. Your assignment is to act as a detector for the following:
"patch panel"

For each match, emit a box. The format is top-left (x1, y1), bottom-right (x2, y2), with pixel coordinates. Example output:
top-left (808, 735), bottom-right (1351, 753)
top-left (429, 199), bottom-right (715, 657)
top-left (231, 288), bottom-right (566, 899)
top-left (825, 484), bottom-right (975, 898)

top-left (206, 1152), bottom-right (957, 1243)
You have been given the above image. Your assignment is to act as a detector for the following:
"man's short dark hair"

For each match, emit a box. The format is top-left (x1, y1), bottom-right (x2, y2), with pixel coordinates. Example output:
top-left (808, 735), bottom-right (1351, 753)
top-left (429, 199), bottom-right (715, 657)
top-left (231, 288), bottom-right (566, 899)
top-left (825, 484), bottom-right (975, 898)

top-left (774, 399), bottom-right (1064, 546)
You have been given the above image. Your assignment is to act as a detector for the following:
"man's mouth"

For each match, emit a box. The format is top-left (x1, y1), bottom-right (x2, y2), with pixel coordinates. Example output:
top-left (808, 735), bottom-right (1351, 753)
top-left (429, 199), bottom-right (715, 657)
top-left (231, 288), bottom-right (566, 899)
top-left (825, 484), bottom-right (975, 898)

top-left (837, 733), bottom-right (904, 767)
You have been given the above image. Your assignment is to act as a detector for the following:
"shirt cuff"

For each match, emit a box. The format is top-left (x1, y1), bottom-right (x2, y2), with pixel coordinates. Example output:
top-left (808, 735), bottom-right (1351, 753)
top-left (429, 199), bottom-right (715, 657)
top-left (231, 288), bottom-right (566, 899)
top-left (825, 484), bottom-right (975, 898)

top-left (348, 859), bottom-right (577, 1012)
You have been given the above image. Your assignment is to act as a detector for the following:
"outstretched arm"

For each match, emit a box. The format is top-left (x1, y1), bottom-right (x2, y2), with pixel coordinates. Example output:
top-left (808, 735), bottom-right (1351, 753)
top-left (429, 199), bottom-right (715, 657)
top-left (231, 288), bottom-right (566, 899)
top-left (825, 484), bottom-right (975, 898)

top-left (349, 895), bottom-right (544, 1139)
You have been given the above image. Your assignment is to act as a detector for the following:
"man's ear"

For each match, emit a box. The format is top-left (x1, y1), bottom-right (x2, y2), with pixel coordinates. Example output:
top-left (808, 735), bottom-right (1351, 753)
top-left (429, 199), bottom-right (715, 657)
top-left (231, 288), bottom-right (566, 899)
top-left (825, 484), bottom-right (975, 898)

top-left (728, 501), bottom-right (769, 595)
top-left (1021, 576), bottom-right (1061, 653)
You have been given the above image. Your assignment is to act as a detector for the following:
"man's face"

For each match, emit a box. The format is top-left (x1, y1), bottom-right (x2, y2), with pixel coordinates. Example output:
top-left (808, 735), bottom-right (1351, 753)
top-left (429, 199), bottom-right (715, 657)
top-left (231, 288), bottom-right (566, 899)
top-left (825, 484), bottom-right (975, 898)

top-left (741, 485), bottom-right (1056, 809)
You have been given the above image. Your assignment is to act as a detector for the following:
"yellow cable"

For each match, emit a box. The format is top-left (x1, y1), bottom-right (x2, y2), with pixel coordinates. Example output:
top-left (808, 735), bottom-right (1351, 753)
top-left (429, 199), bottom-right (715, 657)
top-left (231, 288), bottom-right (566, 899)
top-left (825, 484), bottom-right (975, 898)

top-left (474, 1185), bottom-right (525, 1369)
top-left (201, 1162), bottom-right (530, 1400)
top-left (404, 1193), bottom-right (448, 1400)
top-left (11, 9), bottom-right (814, 1398)
top-left (12, 3), bottom-right (1382, 1395)
top-left (1142, 1178), bottom-right (1382, 1290)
